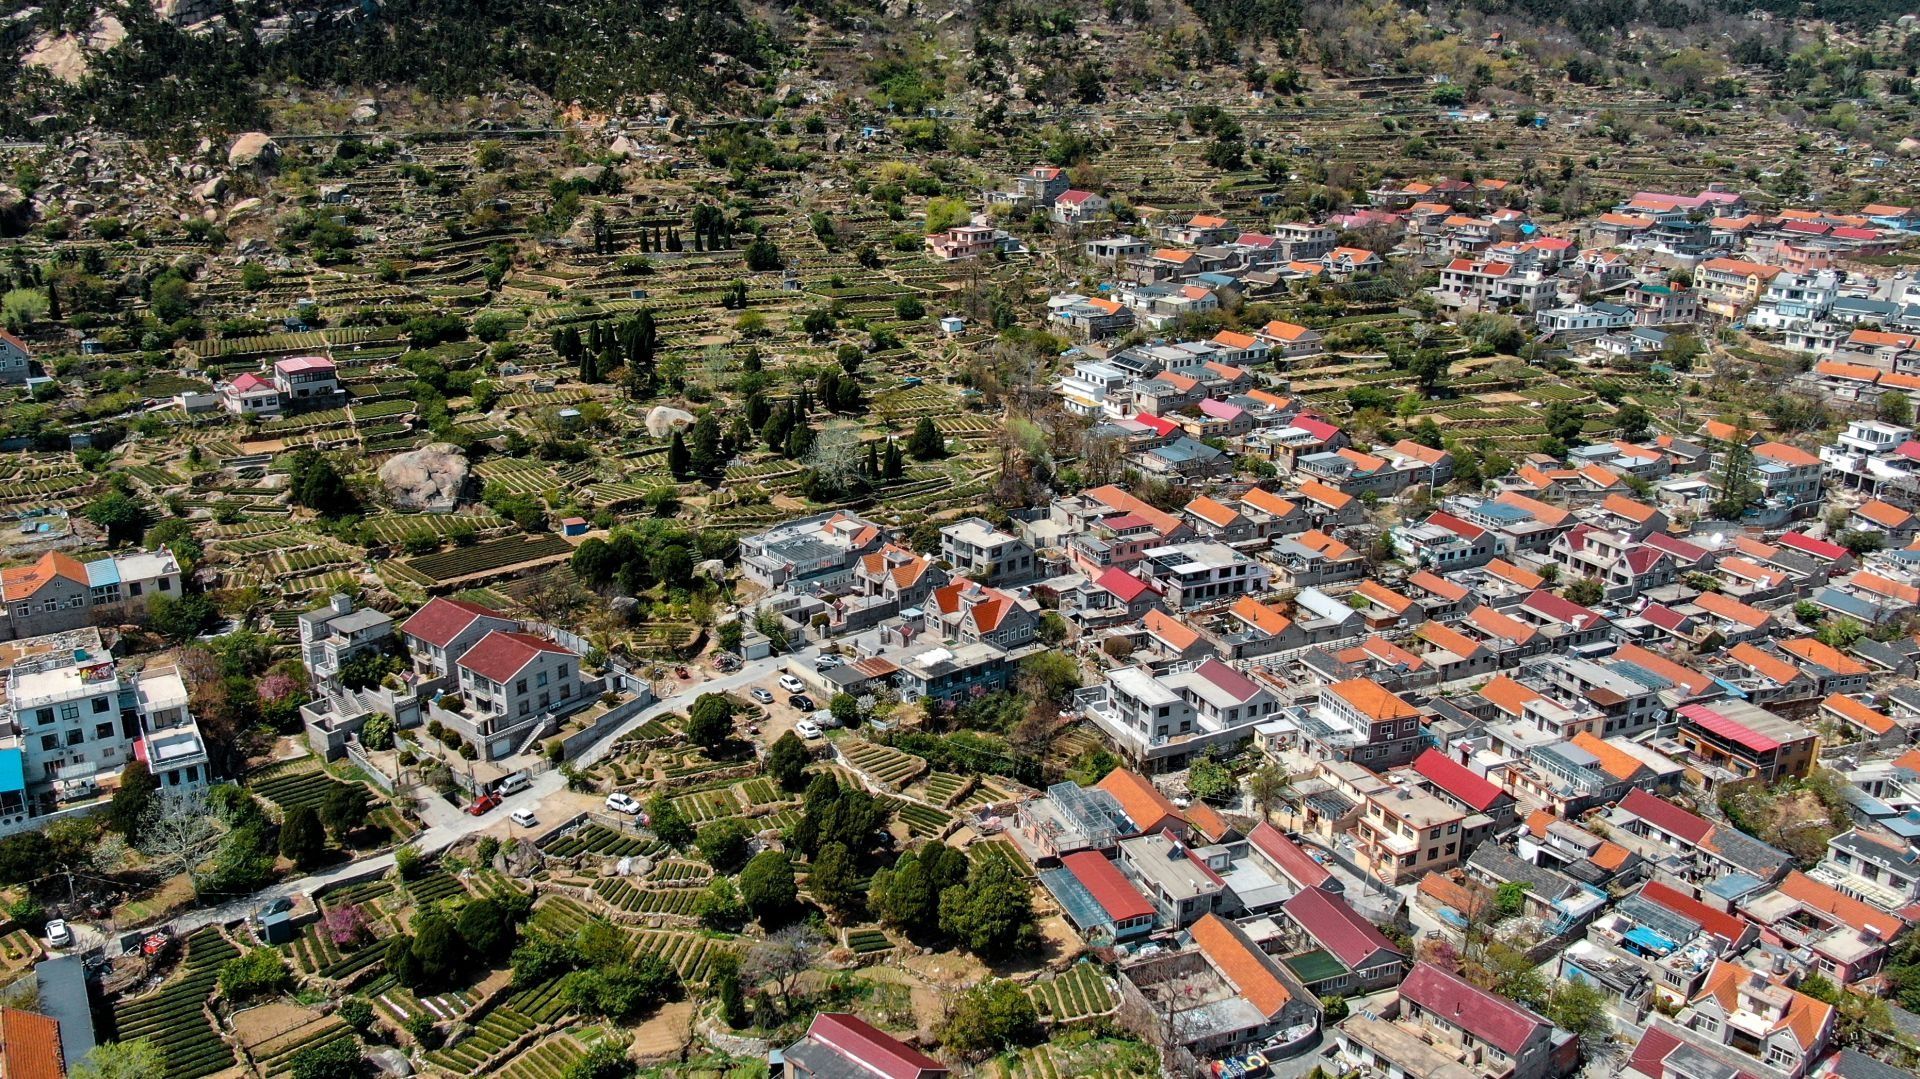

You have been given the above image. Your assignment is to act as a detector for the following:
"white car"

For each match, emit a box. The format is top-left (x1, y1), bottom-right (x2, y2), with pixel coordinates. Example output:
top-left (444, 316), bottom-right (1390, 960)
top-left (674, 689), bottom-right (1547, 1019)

top-left (510, 809), bottom-right (538, 828)
top-left (795, 719), bottom-right (823, 740)
top-left (604, 792), bottom-right (642, 815)
top-left (777, 674), bottom-right (805, 694)
top-left (44, 920), bottom-right (71, 949)
top-left (749, 687), bottom-right (775, 705)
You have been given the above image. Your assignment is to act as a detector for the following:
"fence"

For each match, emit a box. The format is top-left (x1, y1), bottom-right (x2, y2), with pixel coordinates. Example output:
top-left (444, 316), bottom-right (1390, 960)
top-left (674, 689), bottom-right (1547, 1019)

top-left (344, 740), bottom-right (393, 792)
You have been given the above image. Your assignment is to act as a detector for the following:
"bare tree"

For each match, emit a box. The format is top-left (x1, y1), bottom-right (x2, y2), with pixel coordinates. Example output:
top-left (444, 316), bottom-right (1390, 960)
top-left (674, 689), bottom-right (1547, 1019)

top-left (742, 924), bottom-right (821, 1016)
top-left (806, 422), bottom-right (865, 492)
top-left (138, 792), bottom-right (221, 882)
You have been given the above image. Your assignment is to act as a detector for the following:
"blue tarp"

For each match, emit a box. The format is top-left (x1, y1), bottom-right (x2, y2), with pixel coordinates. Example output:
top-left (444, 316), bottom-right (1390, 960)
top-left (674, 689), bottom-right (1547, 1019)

top-left (1624, 926), bottom-right (1674, 954)
top-left (0, 748), bottom-right (24, 794)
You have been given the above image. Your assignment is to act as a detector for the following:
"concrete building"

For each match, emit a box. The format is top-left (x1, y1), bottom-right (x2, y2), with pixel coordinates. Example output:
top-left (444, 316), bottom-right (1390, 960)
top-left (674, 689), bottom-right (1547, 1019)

top-left (938, 518), bottom-right (1036, 585)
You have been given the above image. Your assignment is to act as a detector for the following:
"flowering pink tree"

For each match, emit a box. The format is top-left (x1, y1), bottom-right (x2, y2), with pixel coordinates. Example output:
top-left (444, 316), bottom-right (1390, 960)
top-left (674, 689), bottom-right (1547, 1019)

top-left (258, 673), bottom-right (299, 704)
top-left (323, 903), bottom-right (369, 948)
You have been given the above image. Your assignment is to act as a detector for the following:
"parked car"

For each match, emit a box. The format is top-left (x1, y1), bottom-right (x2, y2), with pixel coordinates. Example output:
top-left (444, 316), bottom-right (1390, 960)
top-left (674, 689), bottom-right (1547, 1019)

top-left (789, 693), bottom-right (816, 711)
top-left (796, 719), bottom-right (823, 739)
top-left (510, 809), bottom-right (538, 828)
top-left (777, 673), bottom-right (805, 694)
top-left (814, 654), bottom-right (844, 670)
top-left (749, 687), bottom-right (775, 705)
top-left (140, 929), bottom-right (173, 957)
top-left (467, 793), bottom-right (501, 816)
top-left (254, 897), bottom-right (295, 923)
top-left (605, 792), bottom-right (642, 815)
top-left (44, 920), bottom-right (70, 949)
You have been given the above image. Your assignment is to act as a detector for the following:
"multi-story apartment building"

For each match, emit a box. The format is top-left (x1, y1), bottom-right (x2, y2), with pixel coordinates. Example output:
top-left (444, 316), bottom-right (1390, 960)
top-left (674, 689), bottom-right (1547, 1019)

top-left (939, 518), bottom-right (1036, 585)
top-left (272, 356), bottom-right (341, 402)
top-left (298, 594), bottom-right (397, 695)
top-left (1520, 654), bottom-right (1662, 738)
top-left (0, 629), bottom-right (209, 835)
top-left (1623, 281), bottom-right (1700, 326)
top-left (1075, 659), bottom-right (1279, 772)
top-left (1354, 779), bottom-right (1494, 886)
top-left (1302, 679), bottom-right (1425, 771)
top-left (1696, 257), bottom-right (1784, 318)
top-left (1674, 700), bottom-right (1818, 783)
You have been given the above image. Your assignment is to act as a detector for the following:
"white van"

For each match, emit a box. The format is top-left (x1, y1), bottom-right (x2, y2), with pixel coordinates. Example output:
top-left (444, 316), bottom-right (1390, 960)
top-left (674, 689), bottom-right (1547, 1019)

top-left (496, 772), bottom-right (531, 797)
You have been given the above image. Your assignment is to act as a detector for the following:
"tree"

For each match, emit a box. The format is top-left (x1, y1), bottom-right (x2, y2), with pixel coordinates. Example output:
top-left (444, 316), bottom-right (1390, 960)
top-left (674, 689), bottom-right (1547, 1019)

top-left (809, 841), bottom-right (863, 916)
top-left (697, 819), bottom-right (751, 873)
top-left (1545, 978), bottom-right (1611, 1053)
top-left (941, 979), bottom-right (1041, 1058)
top-left (405, 913), bottom-right (468, 988)
top-left (1712, 432), bottom-right (1758, 520)
top-left (219, 947), bottom-right (292, 1000)
top-left (320, 784), bottom-right (372, 839)
top-left (1881, 392), bottom-right (1913, 426)
top-left (288, 451), bottom-right (359, 517)
top-left (924, 196), bottom-right (971, 234)
top-left (763, 732), bottom-right (810, 791)
top-left (667, 431), bottom-right (691, 478)
top-left (939, 860), bottom-right (1037, 959)
top-left (646, 791), bottom-right (692, 848)
top-left (70, 1040), bottom-right (166, 1079)
top-left (456, 897), bottom-right (520, 958)
top-left (828, 692), bottom-right (859, 729)
top-left (87, 493), bottom-right (151, 547)
top-left (565, 1044), bottom-right (636, 1079)
top-left (684, 693), bottom-right (734, 749)
top-left (567, 956), bottom-right (679, 1022)
top-left (1188, 755), bottom-right (1236, 804)
top-left (289, 1038), bottom-right (360, 1079)
top-left (741, 924), bottom-right (819, 1014)
top-left (1493, 881), bottom-right (1530, 919)
top-left (870, 842), bottom-right (968, 940)
top-left (110, 761), bottom-right (158, 835)
top-left (695, 876), bottom-right (746, 930)
top-left (1248, 764), bottom-right (1293, 822)
top-left (1563, 578), bottom-right (1605, 607)
top-left (1407, 349), bottom-right (1450, 395)
top-left (1615, 403), bottom-right (1652, 441)
top-left (738, 850), bottom-right (798, 924)
top-left (279, 805), bottom-right (328, 869)
top-left (907, 416), bottom-right (945, 459)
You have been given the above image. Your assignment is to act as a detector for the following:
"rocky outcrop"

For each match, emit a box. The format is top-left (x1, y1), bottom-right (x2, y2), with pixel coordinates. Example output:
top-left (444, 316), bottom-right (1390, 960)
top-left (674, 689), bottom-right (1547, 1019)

top-left (644, 406), bottom-right (695, 439)
top-left (377, 443), bottom-right (470, 513)
top-left (227, 133), bottom-right (279, 169)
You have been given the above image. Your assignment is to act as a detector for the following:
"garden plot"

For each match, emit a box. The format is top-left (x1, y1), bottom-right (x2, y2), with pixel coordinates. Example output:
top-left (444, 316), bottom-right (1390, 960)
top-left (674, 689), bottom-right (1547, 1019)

top-left (989, 1038), bottom-right (1157, 1079)
top-left (400, 533), bottom-right (574, 585)
top-left (628, 929), bottom-right (736, 984)
top-left (591, 878), bottom-right (701, 918)
top-left (110, 927), bottom-right (239, 1079)
top-left (649, 859), bottom-right (710, 885)
top-left (251, 1014), bottom-right (356, 1078)
top-left (527, 896), bottom-right (595, 938)
top-left (406, 871), bottom-right (466, 904)
top-left (843, 928), bottom-right (894, 956)
top-left (839, 739), bottom-right (927, 789)
top-left (541, 824), bottom-right (662, 859)
top-left (288, 918), bottom-right (385, 982)
top-left (423, 976), bottom-right (570, 1073)
top-left (738, 776), bottom-right (800, 809)
top-left (497, 1030), bottom-right (590, 1079)
top-left (1028, 963), bottom-right (1119, 1022)
top-left (670, 785), bottom-right (742, 824)
top-left (889, 799), bottom-right (955, 839)
top-left (249, 759), bottom-right (352, 813)
top-left (967, 838), bottom-right (1032, 878)
top-left (920, 771), bottom-right (974, 808)
top-left (373, 983), bottom-right (480, 1025)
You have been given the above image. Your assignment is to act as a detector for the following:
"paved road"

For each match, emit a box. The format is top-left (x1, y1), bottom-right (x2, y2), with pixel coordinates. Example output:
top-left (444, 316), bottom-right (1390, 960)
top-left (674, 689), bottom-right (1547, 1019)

top-left (145, 645), bottom-right (815, 941)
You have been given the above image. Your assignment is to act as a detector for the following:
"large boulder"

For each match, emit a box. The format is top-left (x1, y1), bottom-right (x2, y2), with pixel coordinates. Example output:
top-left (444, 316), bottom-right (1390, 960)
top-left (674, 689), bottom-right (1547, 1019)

top-left (378, 442), bottom-right (470, 513)
top-left (227, 132), bottom-right (278, 169)
top-left (645, 406), bottom-right (696, 439)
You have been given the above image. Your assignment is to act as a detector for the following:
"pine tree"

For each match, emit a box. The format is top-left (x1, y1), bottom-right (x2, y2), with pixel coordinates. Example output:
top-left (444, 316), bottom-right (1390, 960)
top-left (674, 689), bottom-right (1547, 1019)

top-left (908, 416), bottom-right (944, 459)
top-left (45, 284), bottom-right (60, 322)
top-left (883, 440), bottom-right (904, 479)
top-left (580, 351), bottom-right (599, 384)
top-left (668, 431), bottom-right (691, 478)
top-left (865, 440), bottom-right (879, 478)
top-left (746, 392), bottom-right (770, 430)
top-left (666, 229), bottom-right (682, 253)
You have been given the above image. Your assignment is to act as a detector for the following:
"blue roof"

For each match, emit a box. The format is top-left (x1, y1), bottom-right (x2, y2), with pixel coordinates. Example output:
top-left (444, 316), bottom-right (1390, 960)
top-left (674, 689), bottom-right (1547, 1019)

top-left (1813, 587), bottom-right (1881, 620)
top-left (1038, 866), bottom-right (1115, 932)
top-left (1608, 660), bottom-right (1674, 692)
top-left (1704, 872), bottom-right (1766, 902)
top-left (85, 559), bottom-right (120, 587)
top-left (0, 749), bottom-right (23, 794)
top-left (1471, 500), bottom-right (1532, 523)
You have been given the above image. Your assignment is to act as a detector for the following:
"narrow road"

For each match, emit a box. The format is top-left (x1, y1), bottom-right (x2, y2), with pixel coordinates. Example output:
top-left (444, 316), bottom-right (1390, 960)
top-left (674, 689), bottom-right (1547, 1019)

top-left (148, 644), bottom-right (816, 939)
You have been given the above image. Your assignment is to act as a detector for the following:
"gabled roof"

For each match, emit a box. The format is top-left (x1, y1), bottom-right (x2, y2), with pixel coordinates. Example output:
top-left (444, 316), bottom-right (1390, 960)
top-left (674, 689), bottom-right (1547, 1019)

top-left (402, 596), bottom-right (510, 649)
top-left (1478, 674), bottom-right (1544, 718)
top-left (0, 553), bottom-right (89, 602)
top-left (1093, 566), bottom-right (1155, 603)
top-left (1327, 678), bottom-right (1417, 721)
top-left (1248, 821), bottom-right (1332, 890)
top-left (456, 630), bottom-right (574, 683)
top-left (1820, 693), bottom-right (1896, 736)
top-left (1780, 636), bottom-right (1869, 676)
top-left (1144, 608), bottom-right (1202, 654)
top-left (1772, 870), bottom-right (1908, 941)
top-left (1062, 850), bottom-right (1154, 924)
top-left (1398, 962), bottom-right (1546, 1055)
top-left (1406, 571), bottom-right (1468, 603)
top-left (1282, 886), bottom-right (1401, 969)
top-left (1409, 749), bottom-right (1506, 811)
top-left (801, 1013), bottom-right (947, 1079)
top-left (1618, 788), bottom-right (1712, 845)
top-left (1691, 960), bottom-right (1832, 1054)
top-left (1189, 914), bottom-right (1294, 1020)
top-left (1638, 881), bottom-right (1750, 947)
top-left (1230, 596), bottom-right (1291, 637)
top-left (0, 1008), bottom-right (63, 1079)
top-left (1096, 768), bottom-right (1181, 834)
top-left (1568, 732), bottom-right (1643, 782)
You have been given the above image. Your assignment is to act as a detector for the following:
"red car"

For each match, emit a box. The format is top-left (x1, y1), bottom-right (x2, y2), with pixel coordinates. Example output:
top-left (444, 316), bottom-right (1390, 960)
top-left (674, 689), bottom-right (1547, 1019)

top-left (467, 794), bottom-right (501, 816)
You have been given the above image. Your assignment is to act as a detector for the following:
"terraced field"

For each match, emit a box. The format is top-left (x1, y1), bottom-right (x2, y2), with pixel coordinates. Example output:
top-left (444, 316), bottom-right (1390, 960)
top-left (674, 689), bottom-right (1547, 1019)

top-left (252, 1016), bottom-right (356, 1078)
top-left (424, 976), bottom-right (572, 1073)
top-left (250, 759), bottom-right (353, 813)
top-left (110, 927), bottom-right (239, 1079)
top-left (967, 838), bottom-right (1032, 877)
top-left (591, 877), bottom-right (702, 918)
top-left (629, 928), bottom-right (738, 984)
top-left (542, 823), bottom-right (662, 859)
top-left (839, 738), bottom-right (927, 788)
top-left (1029, 963), bottom-right (1119, 1022)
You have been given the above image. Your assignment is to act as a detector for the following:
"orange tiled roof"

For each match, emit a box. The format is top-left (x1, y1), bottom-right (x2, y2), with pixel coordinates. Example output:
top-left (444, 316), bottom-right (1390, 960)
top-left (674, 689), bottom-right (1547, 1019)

top-left (1727, 642), bottom-right (1804, 685)
top-left (1820, 693), bottom-right (1895, 736)
top-left (1479, 674), bottom-right (1544, 717)
top-left (1231, 596), bottom-right (1292, 638)
top-left (0, 552), bottom-right (88, 603)
top-left (1145, 608), bottom-right (1203, 654)
top-left (1692, 960), bottom-right (1832, 1054)
top-left (1569, 732), bottom-right (1642, 781)
top-left (1328, 678), bottom-right (1418, 721)
top-left (1190, 914), bottom-right (1292, 1019)
top-left (1295, 481), bottom-right (1353, 510)
top-left (1779, 637), bottom-right (1869, 676)
top-left (1096, 769), bottom-right (1181, 832)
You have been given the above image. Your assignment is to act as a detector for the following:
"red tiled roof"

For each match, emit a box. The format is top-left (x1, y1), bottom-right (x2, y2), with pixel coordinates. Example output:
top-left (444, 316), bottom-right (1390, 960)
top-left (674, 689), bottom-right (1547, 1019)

top-left (1679, 702), bottom-right (1781, 753)
top-left (1625, 1025), bottom-right (1682, 1079)
top-left (1410, 749), bottom-right (1506, 812)
top-left (805, 1013), bottom-right (947, 1079)
top-left (1282, 886), bottom-right (1400, 969)
top-left (1248, 822), bottom-right (1331, 890)
top-left (1398, 962), bottom-right (1545, 1055)
top-left (0, 1009), bottom-right (62, 1079)
top-left (1062, 851), bottom-right (1154, 924)
top-left (1093, 566), bottom-right (1154, 603)
top-left (456, 630), bottom-right (573, 683)
top-left (401, 596), bottom-right (508, 649)
top-left (1190, 914), bottom-right (1293, 1020)
top-left (1619, 788), bottom-right (1712, 845)
top-left (1777, 531), bottom-right (1848, 561)
top-left (1639, 881), bottom-right (1749, 946)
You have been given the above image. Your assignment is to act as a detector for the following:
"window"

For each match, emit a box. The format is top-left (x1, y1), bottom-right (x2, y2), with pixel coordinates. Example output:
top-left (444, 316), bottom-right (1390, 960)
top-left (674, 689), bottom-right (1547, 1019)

top-left (128, 582), bottom-right (143, 598)
top-left (65, 730), bottom-right (83, 747)
top-left (94, 723), bottom-right (113, 740)
top-left (516, 679), bottom-right (528, 694)
top-left (59, 705), bottom-right (78, 721)
top-left (91, 697), bottom-right (109, 714)
top-left (1765, 1046), bottom-right (1794, 1068)
top-left (33, 709), bottom-right (51, 726)
top-left (158, 578), bottom-right (172, 591)
top-left (519, 701), bottom-right (531, 716)
top-left (1696, 1016), bottom-right (1718, 1034)
top-left (536, 671), bottom-right (548, 688)
top-left (40, 601), bottom-right (55, 614)
top-left (39, 735), bottom-right (56, 752)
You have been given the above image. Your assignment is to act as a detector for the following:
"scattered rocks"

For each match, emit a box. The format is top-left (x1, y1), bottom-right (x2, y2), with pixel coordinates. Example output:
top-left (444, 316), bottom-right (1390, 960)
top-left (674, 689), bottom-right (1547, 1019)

top-left (377, 442), bottom-right (471, 513)
top-left (367, 1049), bottom-right (412, 1078)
